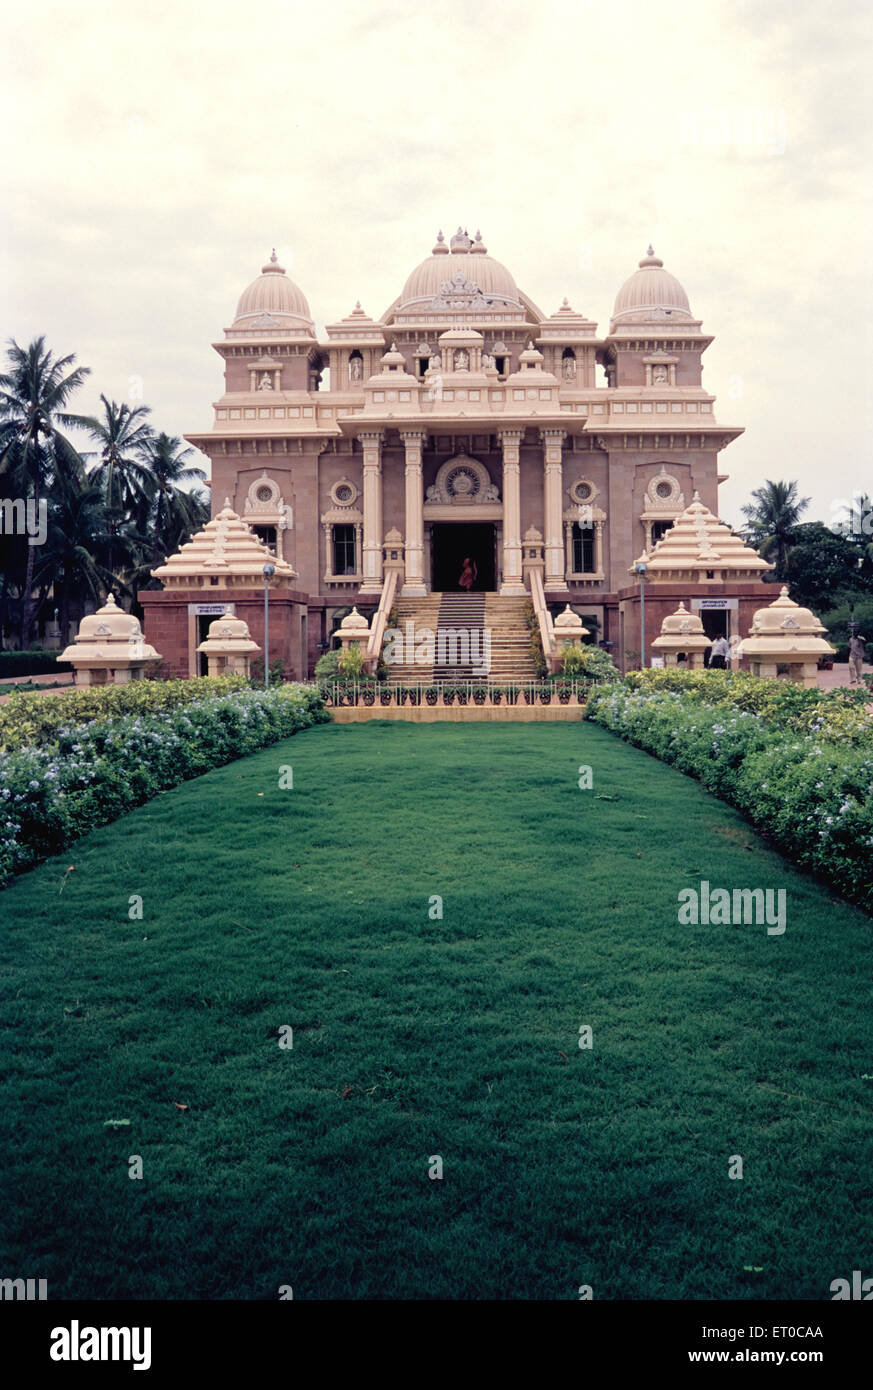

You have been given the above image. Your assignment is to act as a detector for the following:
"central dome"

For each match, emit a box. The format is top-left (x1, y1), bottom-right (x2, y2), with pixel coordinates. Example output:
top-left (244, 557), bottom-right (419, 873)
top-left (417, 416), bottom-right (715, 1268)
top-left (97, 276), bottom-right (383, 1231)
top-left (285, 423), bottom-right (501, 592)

top-left (231, 250), bottom-right (314, 333)
top-left (396, 229), bottom-right (523, 312)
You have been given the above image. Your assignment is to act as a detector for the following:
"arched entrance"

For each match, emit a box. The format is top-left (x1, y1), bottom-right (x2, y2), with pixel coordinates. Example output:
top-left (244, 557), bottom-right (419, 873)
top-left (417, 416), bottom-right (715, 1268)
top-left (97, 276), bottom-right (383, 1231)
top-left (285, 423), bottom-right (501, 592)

top-left (431, 522), bottom-right (496, 591)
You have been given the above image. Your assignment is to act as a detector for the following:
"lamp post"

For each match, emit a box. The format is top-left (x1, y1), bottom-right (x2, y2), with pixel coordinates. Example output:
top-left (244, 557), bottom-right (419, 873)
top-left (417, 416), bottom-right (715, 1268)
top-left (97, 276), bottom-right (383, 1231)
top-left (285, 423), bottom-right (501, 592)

top-left (263, 563), bottom-right (275, 688)
top-left (633, 560), bottom-right (648, 669)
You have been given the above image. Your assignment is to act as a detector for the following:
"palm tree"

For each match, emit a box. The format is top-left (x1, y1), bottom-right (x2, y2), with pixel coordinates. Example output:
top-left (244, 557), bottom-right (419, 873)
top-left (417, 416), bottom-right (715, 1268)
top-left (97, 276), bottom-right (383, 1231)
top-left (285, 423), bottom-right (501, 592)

top-left (31, 478), bottom-right (116, 643)
top-left (87, 396), bottom-right (155, 578)
top-left (741, 479), bottom-right (811, 579)
top-left (0, 337), bottom-right (93, 645)
top-left (139, 432), bottom-right (207, 568)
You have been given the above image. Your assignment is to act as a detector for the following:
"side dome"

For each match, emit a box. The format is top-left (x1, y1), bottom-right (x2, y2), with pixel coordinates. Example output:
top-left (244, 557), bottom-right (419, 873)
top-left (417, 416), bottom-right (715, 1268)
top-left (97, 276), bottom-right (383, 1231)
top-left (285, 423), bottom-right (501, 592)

top-left (395, 229), bottom-right (523, 313)
top-left (231, 250), bottom-right (315, 333)
top-left (611, 247), bottom-right (695, 329)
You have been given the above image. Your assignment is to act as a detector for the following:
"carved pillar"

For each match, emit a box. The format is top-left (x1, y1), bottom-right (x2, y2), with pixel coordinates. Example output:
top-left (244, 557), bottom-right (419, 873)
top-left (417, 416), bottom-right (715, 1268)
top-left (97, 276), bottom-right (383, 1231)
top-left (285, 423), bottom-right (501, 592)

top-left (595, 518), bottom-right (604, 575)
top-left (400, 430), bottom-right (427, 595)
top-left (322, 521), bottom-right (332, 581)
top-left (565, 519), bottom-right (574, 575)
top-left (359, 431), bottom-right (384, 593)
top-left (541, 428), bottom-right (566, 591)
top-left (499, 429), bottom-right (526, 595)
top-left (643, 519), bottom-right (653, 554)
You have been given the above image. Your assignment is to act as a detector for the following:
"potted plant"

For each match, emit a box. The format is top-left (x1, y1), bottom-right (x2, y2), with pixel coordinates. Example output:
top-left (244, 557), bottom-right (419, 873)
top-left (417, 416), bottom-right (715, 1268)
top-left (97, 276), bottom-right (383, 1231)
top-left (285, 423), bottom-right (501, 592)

top-left (504, 684), bottom-right (519, 705)
top-left (556, 680), bottom-right (572, 704)
top-left (442, 685), bottom-right (455, 705)
top-left (362, 686), bottom-right (376, 705)
top-left (425, 685), bottom-right (439, 705)
top-left (407, 686), bottom-right (421, 706)
top-left (472, 685), bottom-right (487, 705)
top-left (379, 685), bottom-right (393, 705)
top-left (539, 683), bottom-right (552, 704)
top-left (490, 686), bottom-right (503, 704)
top-left (456, 685), bottom-right (469, 705)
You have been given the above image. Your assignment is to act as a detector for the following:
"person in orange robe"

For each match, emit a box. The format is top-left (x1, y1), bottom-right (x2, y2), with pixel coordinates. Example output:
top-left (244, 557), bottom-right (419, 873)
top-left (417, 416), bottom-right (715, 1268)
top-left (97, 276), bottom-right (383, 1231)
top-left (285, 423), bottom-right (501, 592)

top-left (458, 557), bottom-right (477, 591)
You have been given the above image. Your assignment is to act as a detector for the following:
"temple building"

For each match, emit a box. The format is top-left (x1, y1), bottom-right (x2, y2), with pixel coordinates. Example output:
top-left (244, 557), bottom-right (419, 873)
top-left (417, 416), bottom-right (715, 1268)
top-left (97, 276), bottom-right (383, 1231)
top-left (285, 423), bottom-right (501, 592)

top-left (141, 229), bottom-right (771, 678)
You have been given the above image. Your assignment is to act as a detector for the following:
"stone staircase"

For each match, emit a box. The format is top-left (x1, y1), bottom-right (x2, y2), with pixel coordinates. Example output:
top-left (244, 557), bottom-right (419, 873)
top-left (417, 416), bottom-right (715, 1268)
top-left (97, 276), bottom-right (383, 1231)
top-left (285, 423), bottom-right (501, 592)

top-left (433, 592), bottom-right (487, 681)
top-left (387, 595), bottom-right (441, 683)
top-left (385, 592), bottom-right (536, 684)
top-left (485, 595), bottom-right (537, 683)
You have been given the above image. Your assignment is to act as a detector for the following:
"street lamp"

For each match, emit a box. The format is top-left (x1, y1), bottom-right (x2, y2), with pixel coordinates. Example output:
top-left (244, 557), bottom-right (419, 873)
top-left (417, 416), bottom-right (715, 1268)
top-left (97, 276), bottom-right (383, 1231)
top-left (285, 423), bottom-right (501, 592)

top-left (633, 560), bottom-right (648, 669)
top-left (263, 563), bottom-right (275, 688)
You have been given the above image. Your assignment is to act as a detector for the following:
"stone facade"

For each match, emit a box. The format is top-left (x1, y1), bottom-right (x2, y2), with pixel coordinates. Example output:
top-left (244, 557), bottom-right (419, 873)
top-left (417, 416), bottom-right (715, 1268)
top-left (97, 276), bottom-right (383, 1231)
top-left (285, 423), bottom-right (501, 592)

top-left (171, 233), bottom-right (753, 675)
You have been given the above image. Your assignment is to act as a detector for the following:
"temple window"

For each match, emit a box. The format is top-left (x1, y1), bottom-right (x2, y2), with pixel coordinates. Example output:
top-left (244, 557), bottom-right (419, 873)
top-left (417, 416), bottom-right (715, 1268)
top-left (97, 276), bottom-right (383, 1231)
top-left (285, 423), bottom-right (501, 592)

top-left (651, 520), bottom-right (671, 544)
top-left (572, 522), bottom-right (596, 573)
top-left (332, 524), bottom-right (357, 576)
top-left (252, 524), bottom-right (277, 554)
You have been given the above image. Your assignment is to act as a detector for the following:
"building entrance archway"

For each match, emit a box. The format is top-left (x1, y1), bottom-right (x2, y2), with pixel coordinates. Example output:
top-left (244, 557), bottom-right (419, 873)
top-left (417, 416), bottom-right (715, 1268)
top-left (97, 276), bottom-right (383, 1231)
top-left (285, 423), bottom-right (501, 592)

top-left (431, 522), bottom-right (496, 591)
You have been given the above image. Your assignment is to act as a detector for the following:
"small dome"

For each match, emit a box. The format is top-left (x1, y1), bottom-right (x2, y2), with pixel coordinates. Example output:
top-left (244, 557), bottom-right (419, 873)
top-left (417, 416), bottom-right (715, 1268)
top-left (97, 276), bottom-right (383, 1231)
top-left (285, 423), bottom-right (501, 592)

top-left (75, 593), bottom-right (144, 644)
top-left (553, 604), bottom-right (588, 636)
top-left (611, 246), bottom-right (694, 329)
top-left (339, 606), bottom-right (370, 633)
top-left (748, 587), bottom-right (828, 637)
top-left (232, 249), bottom-right (314, 332)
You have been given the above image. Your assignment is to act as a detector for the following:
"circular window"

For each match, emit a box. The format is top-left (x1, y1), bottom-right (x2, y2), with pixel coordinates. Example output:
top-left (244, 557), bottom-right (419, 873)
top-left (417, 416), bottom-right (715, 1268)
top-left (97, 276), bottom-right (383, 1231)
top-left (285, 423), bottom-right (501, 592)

top-left (256, 485), bottom-right (273, 503)
top-left (571, 480), bottom-right (594, 504)
top-left (656, 481), bottom-right (673, 500)
top-left (330, 479), bottom-right (359, 507)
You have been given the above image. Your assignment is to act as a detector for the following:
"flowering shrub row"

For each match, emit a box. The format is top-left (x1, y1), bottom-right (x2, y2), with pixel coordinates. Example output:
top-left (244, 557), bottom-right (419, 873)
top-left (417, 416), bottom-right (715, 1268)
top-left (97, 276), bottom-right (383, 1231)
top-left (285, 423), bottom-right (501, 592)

top-left (623, 668), bottom-right (871, 743)
top-left (0, 683), bottom-right (328, 887)
top-left (585, 683), bottom-right (873, 915)
top-left (0, 676), bottom-right (248, 754)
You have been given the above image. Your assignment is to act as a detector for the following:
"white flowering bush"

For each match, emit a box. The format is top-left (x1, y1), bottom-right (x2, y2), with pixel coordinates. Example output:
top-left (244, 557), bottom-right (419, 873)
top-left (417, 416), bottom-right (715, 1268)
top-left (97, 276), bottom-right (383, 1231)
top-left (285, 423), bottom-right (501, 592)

top-left (0, 683), bottom-right (328, 886)
top-left (586, 683), bottom-right (873, 915)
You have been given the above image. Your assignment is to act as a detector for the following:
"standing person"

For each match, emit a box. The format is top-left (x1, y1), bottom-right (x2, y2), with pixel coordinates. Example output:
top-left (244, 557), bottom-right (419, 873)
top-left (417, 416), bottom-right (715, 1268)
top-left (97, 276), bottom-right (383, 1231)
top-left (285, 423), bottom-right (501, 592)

top-left (709, 633), bottom-right (730, 669)
top-left (848, 632), bottom-right (867, 685)
top-left (458, 557), bottom-right (477, 592)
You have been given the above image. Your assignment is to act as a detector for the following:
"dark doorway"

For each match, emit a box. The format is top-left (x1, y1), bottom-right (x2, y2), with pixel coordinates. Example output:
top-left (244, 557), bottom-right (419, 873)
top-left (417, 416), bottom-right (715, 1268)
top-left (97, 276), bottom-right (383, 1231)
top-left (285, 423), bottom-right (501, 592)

top-left (431, 522), bottom-right (496, 591)
top-left (197, 613), bottom-right (213, 676)
top-left (700, 607), bottom-right (729, 667)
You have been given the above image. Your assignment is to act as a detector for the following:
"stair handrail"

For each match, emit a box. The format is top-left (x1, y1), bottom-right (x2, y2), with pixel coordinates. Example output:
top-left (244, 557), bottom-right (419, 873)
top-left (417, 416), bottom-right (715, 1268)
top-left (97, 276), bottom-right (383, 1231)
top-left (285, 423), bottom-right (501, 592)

top-left (528, 567), bottom-right (557, 669)
top-left (365, 568), bottom-right (398, 671)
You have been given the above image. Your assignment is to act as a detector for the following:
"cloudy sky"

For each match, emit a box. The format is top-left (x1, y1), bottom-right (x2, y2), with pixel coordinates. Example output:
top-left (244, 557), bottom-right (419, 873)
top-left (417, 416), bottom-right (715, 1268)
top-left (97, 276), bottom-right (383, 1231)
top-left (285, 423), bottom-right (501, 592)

top-left (3, 0), bottom-right (870, 527)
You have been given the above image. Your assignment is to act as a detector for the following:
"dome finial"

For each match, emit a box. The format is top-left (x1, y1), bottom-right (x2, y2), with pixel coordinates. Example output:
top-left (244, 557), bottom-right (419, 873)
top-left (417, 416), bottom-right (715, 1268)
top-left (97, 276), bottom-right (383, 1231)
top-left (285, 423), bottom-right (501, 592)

top-left (647, 244), bottom-right (654, 257)
top-left (270, 248), bottom-right (277, 263)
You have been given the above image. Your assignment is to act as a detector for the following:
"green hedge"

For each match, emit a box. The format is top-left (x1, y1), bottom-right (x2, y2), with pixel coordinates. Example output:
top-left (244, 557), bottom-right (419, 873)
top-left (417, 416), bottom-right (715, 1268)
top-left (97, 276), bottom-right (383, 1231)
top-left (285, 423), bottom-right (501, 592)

top-left (0, 683), bottom-right (329, 887)
top-left (586, 681), bottom-right (873, 915)
top-left (0, 650), bottom-right (71, 679)
top-left (0, 675), bottom-right (251, 754)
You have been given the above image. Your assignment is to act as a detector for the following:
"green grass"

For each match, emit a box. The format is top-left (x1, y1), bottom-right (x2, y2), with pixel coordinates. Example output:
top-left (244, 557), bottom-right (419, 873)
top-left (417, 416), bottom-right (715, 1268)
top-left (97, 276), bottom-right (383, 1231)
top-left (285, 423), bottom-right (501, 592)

top-left (1, 720), bottom-right (870, 1301)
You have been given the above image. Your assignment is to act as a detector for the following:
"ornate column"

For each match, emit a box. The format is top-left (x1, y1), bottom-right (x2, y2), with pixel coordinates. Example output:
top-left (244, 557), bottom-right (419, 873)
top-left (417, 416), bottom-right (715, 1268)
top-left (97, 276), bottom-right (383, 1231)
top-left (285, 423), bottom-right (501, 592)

top-left (594, 517), bottom-right (604, 575)
top-left (564, 519), bottom-right (574, 575)
top-left (499, 428), bottom-right (526, 595)
top-left (541, 428), bottom-right (566, 591)
top-left (359, 431), bottom-right (384, 593)
top-left (400, 429), bottom-right (427, 595)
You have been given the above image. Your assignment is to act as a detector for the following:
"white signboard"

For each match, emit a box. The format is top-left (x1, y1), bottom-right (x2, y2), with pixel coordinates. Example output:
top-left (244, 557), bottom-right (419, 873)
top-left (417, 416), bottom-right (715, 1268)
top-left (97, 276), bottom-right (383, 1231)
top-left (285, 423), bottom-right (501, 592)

top-left (189, 603), bottom-right (235, 616)
top-left (690, 598), bottom-right (738, 612)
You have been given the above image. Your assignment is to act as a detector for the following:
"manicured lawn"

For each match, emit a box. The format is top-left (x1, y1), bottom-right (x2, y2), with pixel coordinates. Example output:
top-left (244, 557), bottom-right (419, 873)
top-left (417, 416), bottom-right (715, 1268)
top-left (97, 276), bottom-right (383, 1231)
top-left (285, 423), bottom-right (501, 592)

top-left (0, 720), bottom-right (870, 1300)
